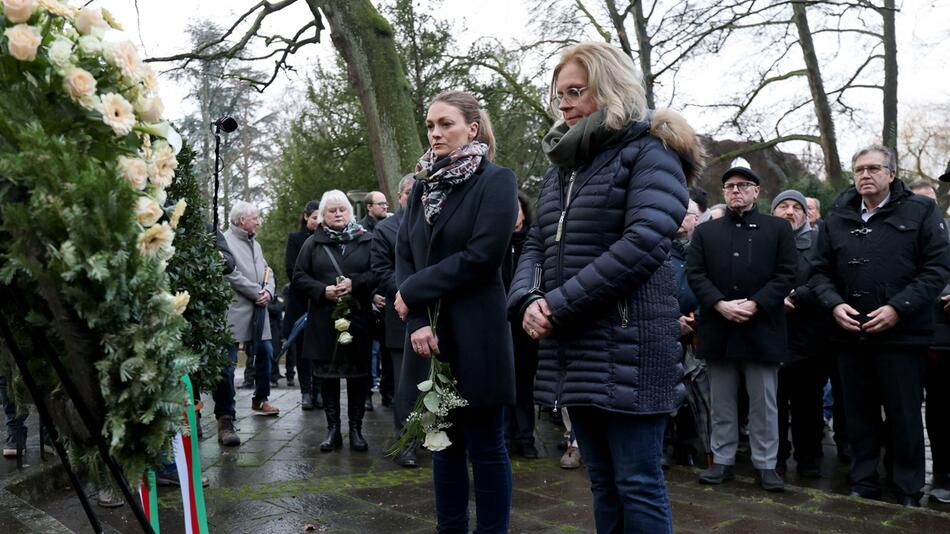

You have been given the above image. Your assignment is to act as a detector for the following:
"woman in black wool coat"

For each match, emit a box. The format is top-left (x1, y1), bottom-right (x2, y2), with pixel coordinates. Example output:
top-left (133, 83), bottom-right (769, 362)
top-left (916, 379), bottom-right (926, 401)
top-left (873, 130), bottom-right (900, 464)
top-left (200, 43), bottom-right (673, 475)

top-left (283, 199), bottom-right (319, 405)
top-left (507, 42), bottom-right (705, 533)
top-left (393, 90), bottom-right (518, 533)
top-left (293, 190), bottom-right (376, 452)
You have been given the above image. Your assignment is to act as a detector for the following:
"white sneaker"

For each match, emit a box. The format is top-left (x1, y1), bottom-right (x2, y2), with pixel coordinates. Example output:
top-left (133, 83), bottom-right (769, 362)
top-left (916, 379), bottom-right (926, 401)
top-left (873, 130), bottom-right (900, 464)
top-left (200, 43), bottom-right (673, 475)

top-left (931, 486), bottom-right (950, 504)
top-left (96, 487), bottom-right (124, 508)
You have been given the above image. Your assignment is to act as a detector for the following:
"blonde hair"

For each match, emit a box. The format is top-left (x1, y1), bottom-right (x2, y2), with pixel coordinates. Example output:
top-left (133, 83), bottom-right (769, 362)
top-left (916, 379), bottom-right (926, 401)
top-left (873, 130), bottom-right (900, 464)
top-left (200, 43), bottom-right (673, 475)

top-left (430, 91), bottom-right (496, 161)
top-left (550, 42), bottom-right (647, 130)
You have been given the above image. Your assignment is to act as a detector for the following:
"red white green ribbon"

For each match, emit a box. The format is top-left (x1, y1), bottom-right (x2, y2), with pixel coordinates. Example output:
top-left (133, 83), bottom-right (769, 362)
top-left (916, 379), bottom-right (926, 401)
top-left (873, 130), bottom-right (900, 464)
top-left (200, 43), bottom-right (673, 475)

top-left (137, 374), bottom-right (209, 534)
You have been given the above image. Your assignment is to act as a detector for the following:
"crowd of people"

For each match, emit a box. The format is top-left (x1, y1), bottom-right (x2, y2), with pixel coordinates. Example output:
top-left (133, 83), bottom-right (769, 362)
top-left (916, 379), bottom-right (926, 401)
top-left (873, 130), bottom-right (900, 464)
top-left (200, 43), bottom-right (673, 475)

top-left (4, 39), bottom-right (950, 533)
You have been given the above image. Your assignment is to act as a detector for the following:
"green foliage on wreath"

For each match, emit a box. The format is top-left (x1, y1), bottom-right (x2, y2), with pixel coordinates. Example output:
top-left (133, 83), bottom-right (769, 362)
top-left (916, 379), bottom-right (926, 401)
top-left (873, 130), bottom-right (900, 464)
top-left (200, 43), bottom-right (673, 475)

top-left (165, 141), bottom-right (232, 388)
top-left (0, 3), bottom-right (197, 480)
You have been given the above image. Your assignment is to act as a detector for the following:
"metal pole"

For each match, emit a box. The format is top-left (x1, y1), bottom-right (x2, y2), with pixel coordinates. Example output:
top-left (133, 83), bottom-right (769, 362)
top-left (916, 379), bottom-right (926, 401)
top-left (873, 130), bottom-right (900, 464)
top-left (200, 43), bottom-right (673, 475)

top-left (30, 329), bottom-right (155, 534)
top-left (0, 319), bottom-right (104, 534)
top-left (212, 124), bottom-right (221, 231)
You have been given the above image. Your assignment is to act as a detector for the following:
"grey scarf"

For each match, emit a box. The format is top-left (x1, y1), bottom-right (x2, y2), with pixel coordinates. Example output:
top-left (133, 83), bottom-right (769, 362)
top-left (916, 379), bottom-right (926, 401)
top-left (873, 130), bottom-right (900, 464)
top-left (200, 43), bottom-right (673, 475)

top-left (541, 110), bottom-right (631, 168)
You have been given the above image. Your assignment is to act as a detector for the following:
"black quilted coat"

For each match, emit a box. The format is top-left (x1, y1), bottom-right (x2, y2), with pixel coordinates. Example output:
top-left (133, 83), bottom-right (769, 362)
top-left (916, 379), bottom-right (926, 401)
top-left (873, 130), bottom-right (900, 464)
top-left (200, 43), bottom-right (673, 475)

top-left (507, 110), bottom-right (704, 415)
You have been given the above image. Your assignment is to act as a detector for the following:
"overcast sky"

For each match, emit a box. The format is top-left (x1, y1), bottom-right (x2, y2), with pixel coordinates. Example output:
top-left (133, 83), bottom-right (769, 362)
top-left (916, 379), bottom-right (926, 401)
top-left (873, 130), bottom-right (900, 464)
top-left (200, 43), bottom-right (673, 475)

top-left (90, 0), bottom-right (949, 176)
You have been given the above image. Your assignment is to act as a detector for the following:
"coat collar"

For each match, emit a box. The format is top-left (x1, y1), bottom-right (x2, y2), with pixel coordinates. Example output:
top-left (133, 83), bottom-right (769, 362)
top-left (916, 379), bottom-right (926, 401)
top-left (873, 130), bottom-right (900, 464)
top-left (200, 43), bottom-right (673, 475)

top-left (428, 158), bottom-right (487, 241)
top-left (832, 178), bottom-right (911, 220)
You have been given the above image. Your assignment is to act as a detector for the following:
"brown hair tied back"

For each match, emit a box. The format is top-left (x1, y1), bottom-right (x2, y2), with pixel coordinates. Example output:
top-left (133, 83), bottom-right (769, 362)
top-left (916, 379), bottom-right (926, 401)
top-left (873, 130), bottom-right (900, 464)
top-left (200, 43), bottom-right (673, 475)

top-left (431, 91), bottom-right (496, 161)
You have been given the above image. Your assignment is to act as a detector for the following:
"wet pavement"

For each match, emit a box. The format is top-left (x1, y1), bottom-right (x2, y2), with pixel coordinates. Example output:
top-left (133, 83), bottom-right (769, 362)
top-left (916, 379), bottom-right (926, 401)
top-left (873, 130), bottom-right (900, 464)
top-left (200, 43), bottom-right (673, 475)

top-left (3, 376), bottom-right (950, 533)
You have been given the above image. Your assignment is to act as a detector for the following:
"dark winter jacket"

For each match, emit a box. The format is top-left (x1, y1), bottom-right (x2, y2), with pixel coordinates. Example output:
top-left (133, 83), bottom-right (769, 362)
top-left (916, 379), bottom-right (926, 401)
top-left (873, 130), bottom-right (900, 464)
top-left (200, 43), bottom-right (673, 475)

top-left (293, 228), bottom-right (376, 376)
top-left (784, 224), bottom-right (822, 357)
top-left (671, 240), bottom-right (698, 317)
top-left (686, 206), bottom-right (797, 364)
top-left (282, 229), bottom-right (312, 339)
top-left (507, 109), bottom-right (705, 415)
top-left (359, 214), bottom-right (381, 234)
top-left (809, 179), bottom-right (950, 346)
top-left (371, 210), bottom-right (406, 350)
top-left (396, 159), bottom-right (519, 407)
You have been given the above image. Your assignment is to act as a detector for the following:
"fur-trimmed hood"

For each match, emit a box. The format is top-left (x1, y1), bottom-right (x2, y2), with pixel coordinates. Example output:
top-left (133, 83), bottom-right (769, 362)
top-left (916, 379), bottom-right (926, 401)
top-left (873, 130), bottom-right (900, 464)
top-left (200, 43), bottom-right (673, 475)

top-left (650, 108), bottom-right (706, 186)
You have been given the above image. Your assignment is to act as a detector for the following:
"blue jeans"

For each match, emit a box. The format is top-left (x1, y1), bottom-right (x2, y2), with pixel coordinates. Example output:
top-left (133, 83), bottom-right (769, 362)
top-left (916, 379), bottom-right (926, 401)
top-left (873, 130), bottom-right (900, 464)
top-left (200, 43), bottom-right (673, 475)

top-left (0, 375), bottom-right (27, 438)
top-left (213, 350), bottom-right (238, 419)
top-left (571, 407), bottom-right (672, 534)
top-left (229, 341), bottom-right (272, 405)
top-left (432, 406), bottom-right (512, 533)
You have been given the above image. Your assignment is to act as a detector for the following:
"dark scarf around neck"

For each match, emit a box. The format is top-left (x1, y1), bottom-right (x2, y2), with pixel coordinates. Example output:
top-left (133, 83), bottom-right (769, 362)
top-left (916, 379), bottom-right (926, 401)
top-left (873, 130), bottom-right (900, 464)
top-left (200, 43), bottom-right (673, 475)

top-left (541, 110), bottom-right (633, 169)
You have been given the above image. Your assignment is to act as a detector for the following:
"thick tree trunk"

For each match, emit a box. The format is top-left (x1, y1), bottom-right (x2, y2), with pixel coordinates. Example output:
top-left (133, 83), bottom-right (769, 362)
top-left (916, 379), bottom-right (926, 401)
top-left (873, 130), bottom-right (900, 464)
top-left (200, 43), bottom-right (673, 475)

top-left (316, 0), bottom-right (424, 200)
top-left (630, 0), bottom-right (656, 110)
top-left (792, 3), bottom-right (844, 187)
top-left (880, 0), bottom-right (898, 150)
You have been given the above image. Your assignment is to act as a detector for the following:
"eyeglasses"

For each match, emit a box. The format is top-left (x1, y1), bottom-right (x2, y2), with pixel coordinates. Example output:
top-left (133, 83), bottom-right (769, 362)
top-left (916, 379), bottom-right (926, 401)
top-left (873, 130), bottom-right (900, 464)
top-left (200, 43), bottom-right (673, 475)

top-left (853, 165), bottom-right (889, 176)
top-left (369, 202), bottom-right (389, 208)
top-left (722, 182), bottom-right (757, 192)
top-left (552, 86), bottom-right (588, 107)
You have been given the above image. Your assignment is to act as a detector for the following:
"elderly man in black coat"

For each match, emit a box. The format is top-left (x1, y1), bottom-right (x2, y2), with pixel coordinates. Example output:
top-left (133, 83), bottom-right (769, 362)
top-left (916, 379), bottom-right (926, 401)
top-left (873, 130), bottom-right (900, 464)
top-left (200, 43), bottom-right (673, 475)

top-left (370, 174), bottom-right (425, 468)
top-left (810, 145), bottom-right (950, 507)
top-left (687, 167), bottom-right (797, 492)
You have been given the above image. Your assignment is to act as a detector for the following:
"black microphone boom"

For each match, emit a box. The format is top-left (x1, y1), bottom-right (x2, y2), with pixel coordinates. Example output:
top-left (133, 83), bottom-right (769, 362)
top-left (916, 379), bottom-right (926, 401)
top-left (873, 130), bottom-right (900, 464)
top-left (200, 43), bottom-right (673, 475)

top-left (211, 116), bottom-right (239, 231)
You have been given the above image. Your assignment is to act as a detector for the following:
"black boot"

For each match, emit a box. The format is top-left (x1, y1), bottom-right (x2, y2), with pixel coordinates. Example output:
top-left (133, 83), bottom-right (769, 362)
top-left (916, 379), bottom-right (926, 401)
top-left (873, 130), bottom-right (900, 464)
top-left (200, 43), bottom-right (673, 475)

top-left (349, 420), bottom-right (368, 452)
top-left (319, 388), bottom-right (342, 452)
top-left (347, 377), bottom-right (368, 451)
top-left (312, 380), bottom-right (324, 409)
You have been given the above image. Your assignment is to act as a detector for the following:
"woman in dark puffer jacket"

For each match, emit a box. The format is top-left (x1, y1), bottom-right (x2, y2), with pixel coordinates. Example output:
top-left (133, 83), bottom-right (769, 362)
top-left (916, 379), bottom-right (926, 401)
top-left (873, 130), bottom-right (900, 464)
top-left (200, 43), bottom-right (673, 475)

top-left (508, 42), bottom-right (704, 533)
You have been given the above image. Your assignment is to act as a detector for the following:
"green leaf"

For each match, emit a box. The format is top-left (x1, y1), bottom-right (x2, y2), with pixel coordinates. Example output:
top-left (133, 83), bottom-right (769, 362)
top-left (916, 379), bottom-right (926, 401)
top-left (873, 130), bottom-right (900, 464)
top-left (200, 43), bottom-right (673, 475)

top-left (423, 391), bottom-right (440, 413)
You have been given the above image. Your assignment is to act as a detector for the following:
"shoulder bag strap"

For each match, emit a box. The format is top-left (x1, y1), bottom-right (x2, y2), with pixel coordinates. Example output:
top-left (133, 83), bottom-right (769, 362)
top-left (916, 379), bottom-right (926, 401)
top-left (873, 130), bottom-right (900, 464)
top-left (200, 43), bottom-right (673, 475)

top-left (321, 244), bottom-right (345, 278)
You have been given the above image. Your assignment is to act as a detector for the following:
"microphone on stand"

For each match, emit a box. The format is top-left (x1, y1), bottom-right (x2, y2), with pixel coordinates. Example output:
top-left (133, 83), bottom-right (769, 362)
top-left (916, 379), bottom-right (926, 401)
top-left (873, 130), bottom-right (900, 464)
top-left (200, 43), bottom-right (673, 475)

top-left (211, 116), bottom-right (239, 231)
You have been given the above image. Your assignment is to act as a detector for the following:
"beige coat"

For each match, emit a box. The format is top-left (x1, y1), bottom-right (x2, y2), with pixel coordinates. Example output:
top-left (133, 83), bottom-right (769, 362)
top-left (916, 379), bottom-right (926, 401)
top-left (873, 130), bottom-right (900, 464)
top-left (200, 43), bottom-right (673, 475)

top-left (224, 224), bottom-right (276, 343)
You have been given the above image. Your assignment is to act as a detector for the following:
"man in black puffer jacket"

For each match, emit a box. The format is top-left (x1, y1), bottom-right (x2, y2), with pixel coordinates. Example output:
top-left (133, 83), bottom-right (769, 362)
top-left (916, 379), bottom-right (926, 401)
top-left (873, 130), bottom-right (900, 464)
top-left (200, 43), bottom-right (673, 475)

top-left (687, 167), bottom-right (797, 493)
top-left (809, 145), bottom-right (950, 507)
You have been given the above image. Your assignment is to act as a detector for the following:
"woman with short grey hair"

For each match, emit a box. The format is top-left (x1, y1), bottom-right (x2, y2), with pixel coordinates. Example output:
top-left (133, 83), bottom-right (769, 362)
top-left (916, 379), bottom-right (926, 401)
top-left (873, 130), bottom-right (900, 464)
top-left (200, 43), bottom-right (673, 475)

top-left (293, 190), bottom-right (377, 453)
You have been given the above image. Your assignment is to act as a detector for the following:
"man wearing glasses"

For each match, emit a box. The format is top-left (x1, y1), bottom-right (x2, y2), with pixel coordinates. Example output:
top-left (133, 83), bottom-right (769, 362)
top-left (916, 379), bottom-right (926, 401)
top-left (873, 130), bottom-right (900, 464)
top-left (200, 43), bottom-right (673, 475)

top-left (810, 145), bottom-right (950, 507)
top-left (687, 166), bottom-right (797, 492)
top-left (360, 191), bottom-right (390, 232)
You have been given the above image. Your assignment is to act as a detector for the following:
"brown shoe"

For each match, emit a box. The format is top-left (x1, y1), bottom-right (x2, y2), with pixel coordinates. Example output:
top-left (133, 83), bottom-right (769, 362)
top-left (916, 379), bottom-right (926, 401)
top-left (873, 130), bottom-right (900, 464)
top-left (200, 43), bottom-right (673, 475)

top-left (251, 401), bottom-right (279, 416)
top-left (216, 416), bottom-right (241, 446)
top-left (560, 445), bottom-right (583, 469)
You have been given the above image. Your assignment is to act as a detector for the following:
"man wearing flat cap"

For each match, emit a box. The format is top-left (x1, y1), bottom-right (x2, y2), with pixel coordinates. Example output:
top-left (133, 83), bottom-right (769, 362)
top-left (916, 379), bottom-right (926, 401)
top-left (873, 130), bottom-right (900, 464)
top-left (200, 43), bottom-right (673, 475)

top-left (687, 166), bottom-right (797, 492)
top-left (810, 145), bottom-right (950, 507)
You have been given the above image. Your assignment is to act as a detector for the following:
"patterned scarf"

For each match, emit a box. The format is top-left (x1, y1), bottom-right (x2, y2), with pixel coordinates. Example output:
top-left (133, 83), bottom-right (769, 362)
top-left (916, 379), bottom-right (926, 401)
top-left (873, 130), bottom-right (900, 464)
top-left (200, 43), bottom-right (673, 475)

top-left (415, 142), bottom-right (488, 225)
top-left (322, 220), bottom-right (364, 243)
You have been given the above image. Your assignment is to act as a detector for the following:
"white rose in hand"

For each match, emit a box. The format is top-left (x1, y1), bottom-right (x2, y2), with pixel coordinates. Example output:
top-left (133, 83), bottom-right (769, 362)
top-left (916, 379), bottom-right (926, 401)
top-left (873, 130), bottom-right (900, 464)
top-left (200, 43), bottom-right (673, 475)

top-left (423, 430), bottom-right (452, 452)
top-left (338, 331), bottom-right (353, 345)
top-left (334, 318), bottom-right (350, 332)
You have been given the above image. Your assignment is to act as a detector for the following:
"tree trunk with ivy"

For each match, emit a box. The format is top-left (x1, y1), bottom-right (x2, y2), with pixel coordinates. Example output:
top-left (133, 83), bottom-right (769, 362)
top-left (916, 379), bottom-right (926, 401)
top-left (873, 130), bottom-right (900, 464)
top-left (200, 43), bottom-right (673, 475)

top-left (880, 0), bottom-right (898, 150)
top-left (315, 0), bottom-right (424, 200)
top-left (792, 2), bottom-right (844, 188)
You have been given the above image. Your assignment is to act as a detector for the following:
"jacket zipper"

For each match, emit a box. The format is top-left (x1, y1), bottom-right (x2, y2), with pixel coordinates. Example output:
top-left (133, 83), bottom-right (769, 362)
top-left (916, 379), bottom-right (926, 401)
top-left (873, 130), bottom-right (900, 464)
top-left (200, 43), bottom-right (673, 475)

top-left (618, 301), bottom-right (629, 328)
top-left (553, 170), bottom-right (577, 413)
top-left (555, 171), bottom-right (577, 242)
top-left (529, 262), bottom-right (542, 294)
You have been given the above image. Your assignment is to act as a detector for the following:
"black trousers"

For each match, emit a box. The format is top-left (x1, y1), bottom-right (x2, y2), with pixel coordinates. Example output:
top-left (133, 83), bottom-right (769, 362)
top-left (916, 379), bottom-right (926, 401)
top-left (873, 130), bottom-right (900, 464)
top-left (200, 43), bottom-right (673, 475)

top-left (838, 347), bottom-right (925, 498)
top-left (394, 348), bottom-right (430, 432)
top-left (379, 346), bottom-right (394, 401)
top-left (504, 335), bottom-right (538, 445)
top-left (926, 351), bottom-right (950, 480)
top-left (777, 357), bottom-right (826, 466)
top-left (827, 352), bottom-right (849, 451)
